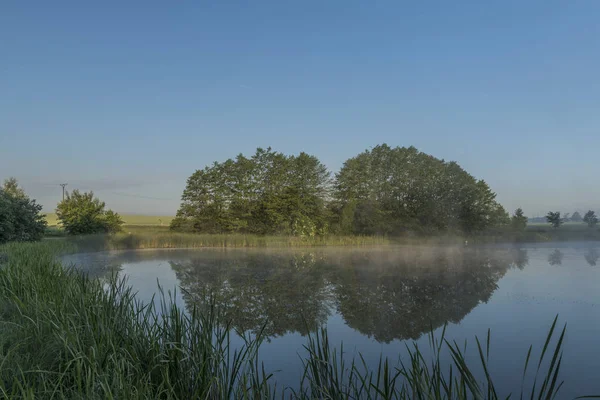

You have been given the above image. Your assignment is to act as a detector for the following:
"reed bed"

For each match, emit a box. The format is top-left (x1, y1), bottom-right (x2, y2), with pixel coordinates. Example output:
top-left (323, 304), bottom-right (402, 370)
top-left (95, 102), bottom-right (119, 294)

top-left (59, 232), bottom-right (391, 253)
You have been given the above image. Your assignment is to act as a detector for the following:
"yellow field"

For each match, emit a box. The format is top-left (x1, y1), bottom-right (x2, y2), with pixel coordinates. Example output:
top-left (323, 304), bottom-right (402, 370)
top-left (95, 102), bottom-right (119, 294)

top-left (44, 213), bottom-right (174, 227)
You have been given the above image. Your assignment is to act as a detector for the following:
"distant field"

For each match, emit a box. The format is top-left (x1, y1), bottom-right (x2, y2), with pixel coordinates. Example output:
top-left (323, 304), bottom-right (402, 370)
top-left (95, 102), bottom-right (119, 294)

top-left (44, 213), bottom-right (174, 227)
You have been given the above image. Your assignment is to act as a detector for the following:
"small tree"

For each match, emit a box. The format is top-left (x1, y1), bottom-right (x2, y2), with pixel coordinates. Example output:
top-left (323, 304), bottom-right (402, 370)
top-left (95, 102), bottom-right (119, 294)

top-left (571, 211), bottom-right (583, 223)
top-left (0, 178), bottom-right (47, 244)
top-left (583, 210), bottom-right (598, 228)
top-left (546, 211), bottom-right (563, 229)
top-left (56, 190), bottom-right (124, 235)
top-left (511, 208), bottom-right (528, 231)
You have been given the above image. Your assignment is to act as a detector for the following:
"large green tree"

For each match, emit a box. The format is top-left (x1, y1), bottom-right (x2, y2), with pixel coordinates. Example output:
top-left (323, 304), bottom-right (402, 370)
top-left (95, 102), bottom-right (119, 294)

top-left (171, 148), bottom-right (331, 236)
top-left (332, 145), bottom-right (507, 235)
top-left (0, 178), bottom-right (47, 244)
top-left (546, 211), bottom-right (563, 229)
top-left (583, 210), bottom-right (598, 228)
top-left (56, 190), bottom-right (124, 235)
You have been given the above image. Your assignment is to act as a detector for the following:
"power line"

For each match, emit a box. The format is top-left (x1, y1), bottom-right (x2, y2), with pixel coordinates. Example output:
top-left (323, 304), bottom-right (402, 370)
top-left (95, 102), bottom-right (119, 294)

top-left (59, 183), bottom-right (68, 201)
top-left (54, 185), bottom-right (178, 201)
top-left (108, 191), bottom-right (178, 201)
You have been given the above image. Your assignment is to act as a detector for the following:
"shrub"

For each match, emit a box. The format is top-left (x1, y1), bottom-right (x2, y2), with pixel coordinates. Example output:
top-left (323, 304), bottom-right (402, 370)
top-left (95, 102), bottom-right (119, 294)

top-left (56, 190), bottom-right (124, 235)
top-left (0, 178), bottom-right (46, 244)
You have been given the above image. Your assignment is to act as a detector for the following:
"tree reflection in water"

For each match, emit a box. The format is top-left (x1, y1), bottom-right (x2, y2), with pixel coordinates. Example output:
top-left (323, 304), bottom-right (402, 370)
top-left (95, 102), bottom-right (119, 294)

top-left (548, 249), bottom-right (564, 266)
top-left (584, 247), bottom-right (599, 266)
top-left (168, 247), bottom-right (528, 343)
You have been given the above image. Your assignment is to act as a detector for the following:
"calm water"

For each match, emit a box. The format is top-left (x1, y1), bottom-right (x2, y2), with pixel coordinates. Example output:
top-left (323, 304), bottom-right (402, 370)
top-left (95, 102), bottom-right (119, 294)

top-left (63, 243), bottom-right (600, 397)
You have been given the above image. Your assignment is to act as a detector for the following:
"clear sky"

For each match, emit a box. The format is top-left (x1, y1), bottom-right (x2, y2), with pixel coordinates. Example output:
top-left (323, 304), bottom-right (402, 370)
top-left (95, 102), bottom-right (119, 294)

top-left (1, 1), bottom-right (599, 216)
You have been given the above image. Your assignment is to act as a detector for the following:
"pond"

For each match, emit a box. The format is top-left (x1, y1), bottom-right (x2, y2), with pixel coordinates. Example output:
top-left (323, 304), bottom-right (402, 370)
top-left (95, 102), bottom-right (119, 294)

top-left (63, 242), bottom-right (600, 397)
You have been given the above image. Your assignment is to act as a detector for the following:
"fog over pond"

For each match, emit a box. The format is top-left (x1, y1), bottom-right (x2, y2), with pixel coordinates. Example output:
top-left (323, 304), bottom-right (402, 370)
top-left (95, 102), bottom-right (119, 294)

top-left (64, 243), bottom-right (600, 397)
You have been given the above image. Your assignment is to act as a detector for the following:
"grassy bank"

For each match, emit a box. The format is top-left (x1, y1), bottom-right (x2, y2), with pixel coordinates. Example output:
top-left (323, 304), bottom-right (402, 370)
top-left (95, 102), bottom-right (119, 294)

top-left (45, 222), bottom-right (600, 248)
top-left (0, 241), bottom-right (598, 398)
top-left (50, 230), bottom-right (391, 253)
top-left (44, 213), bottom-right (174, 227)
top-left (465, 223), bottom-right (600, 244)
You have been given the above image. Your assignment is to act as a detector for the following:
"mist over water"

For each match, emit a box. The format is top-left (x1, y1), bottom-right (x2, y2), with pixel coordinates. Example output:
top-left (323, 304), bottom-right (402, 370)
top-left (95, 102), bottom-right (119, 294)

top-left (64, 243), bottom-right (600, 397)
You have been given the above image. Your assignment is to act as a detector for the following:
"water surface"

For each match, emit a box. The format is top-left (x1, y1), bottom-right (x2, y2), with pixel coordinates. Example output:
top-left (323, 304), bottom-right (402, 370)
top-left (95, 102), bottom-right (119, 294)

top-left (63, 243), bottom-right (600, 397)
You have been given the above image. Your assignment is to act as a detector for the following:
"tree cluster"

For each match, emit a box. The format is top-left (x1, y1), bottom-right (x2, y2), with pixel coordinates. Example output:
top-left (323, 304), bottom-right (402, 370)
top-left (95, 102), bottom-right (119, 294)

top-left (546, 210), bottom-right (598, 228)
top-left (171, 148), bottom-right (330, 237)
top-left (172, 145), bottom-right (509, 236)
top-left (0, 178), bottom-right (47, 244)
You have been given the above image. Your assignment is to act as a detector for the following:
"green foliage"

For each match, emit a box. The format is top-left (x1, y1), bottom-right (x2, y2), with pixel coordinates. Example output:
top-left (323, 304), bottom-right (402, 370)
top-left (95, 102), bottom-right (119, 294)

top-left (174, 145), bottom-right (508, 237)
top-left (61, 231), bottom-right (389, 253)
top-left (2, 177), bottom-right (26, 199)
top-left (511, 208), bottom-right (528, 231)
top-left (172, 148), bottom-right (331, 236)
top-left (0, 178), bottom-right (46, 244)
top-left (103, 209), bottom-right (124, 231)
top-left (333, 144), bottom-right (508, 235)
top-left (546, 211), bottom-right (563, 229)
top-left (584, 210), bottom-right (598, 228)
top-left (0, 242), bottom-right (271, 399)
top-left (56, 190), bottom-right (124, 235)
top-left (571, 211), bottom-right (583, 222)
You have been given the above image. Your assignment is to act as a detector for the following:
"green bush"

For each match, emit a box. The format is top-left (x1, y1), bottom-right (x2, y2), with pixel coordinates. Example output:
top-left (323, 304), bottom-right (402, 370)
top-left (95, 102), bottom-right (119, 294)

top-left (56, 190), bottom-right (124, 235)
top-left (0, 178), bottom-right (46, 244)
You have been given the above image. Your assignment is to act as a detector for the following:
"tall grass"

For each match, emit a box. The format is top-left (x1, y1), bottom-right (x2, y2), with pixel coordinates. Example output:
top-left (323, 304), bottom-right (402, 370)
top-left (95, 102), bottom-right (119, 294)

top-left (294, 320), bottom-right (585, 399)
top-left (0, 242), bottom-right (274, 399)
top-left (59, 231), bottom-right (391, 253)
top-left (1, 242), bottom-right (598, 398)
top-left (46, 225), bottom-right (600, 252)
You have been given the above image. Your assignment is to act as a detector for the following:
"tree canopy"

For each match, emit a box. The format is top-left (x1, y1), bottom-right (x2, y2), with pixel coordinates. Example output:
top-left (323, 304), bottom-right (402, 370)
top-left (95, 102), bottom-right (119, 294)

top-left (584, 210), bottom-right (598, 228)
top-left (0, 178), bottom-right (46, 244)
top-left (331, 144), bottom-right (507, 235)
top-left (172, 145), bottom-right (509, 236)
top-left (511, 208), bottom-right (528, 231)
top-left (56, 190), bottom-right (124, 235)
top-left (546, 211), bottom-right (563, 229)
top-left (171, 148), bottom-right (331, 236)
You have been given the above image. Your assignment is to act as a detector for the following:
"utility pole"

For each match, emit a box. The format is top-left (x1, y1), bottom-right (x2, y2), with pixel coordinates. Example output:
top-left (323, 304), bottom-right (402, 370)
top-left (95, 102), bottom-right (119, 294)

top-left (60, 183), bottom-right (68, 201)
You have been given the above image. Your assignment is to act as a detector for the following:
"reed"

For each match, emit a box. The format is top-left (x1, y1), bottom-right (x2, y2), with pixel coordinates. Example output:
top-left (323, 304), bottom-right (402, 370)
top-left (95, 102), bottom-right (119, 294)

top-left (58, 232), bottom-right (391, 253)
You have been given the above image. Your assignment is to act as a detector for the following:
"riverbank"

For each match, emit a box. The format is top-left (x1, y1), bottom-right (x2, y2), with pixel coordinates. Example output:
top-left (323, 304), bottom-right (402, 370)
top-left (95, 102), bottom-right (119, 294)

top-left (47, 230), bottom-right (392, 253)
top-left (0, 241), bottom-right (595, 398)
top-left (43, 223), bottom-right (600, 253)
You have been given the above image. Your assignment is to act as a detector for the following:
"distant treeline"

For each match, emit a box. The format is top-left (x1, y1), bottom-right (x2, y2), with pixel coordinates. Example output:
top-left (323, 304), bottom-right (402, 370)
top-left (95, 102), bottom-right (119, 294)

top-left (171, 144), bottom-right (510, 237)
top-left (530, 211), bottom-right (586, 224)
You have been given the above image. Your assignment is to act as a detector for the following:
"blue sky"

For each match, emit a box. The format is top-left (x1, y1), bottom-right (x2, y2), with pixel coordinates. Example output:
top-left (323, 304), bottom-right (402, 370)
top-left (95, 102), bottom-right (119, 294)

top-left (1, 1), bottom-right (599, 216)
